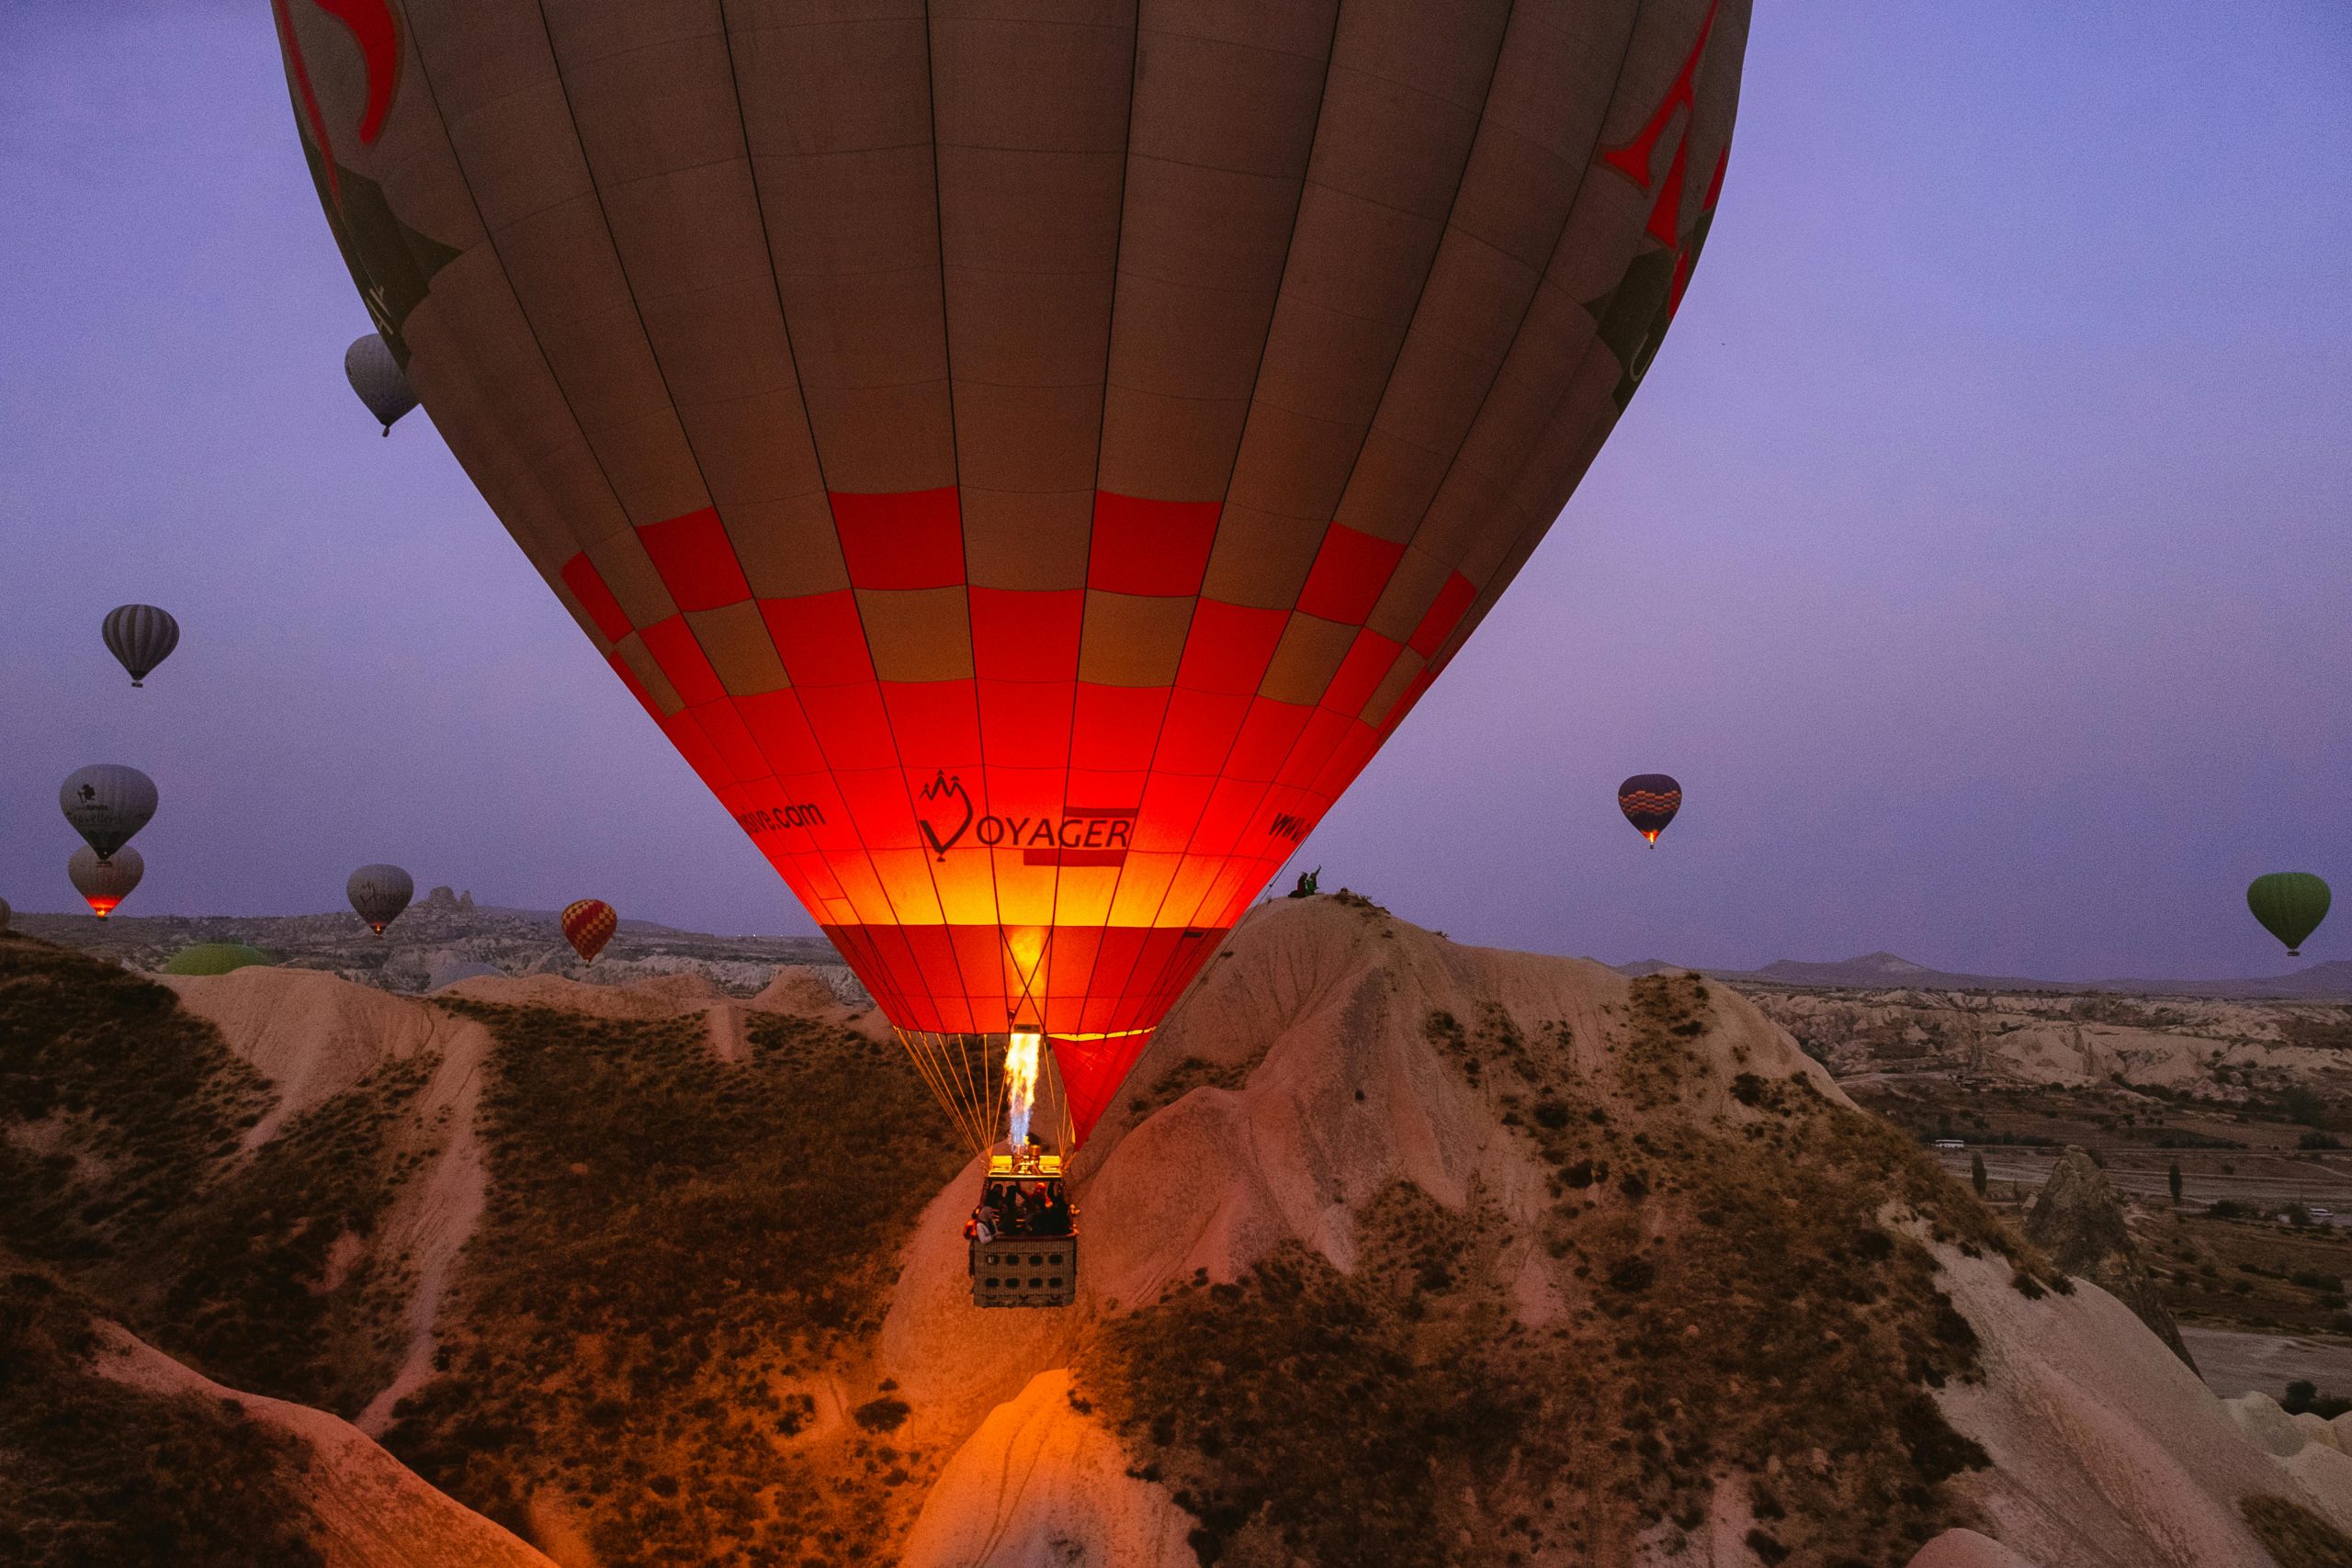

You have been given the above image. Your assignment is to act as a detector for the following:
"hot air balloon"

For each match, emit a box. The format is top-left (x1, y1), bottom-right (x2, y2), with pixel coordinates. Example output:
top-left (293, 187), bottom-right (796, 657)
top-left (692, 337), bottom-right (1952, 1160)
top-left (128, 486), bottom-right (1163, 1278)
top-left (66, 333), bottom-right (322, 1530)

top-left (347, 863), bottom-right (415, 935)
top-left (275, 1), bottom-right (1750, 1178)
top-left (0, 897), bottom-right (11, 934)
top-left (70, 844), bottom-right (143, 919)
top-left (345, 333), bottom-right (419, 434)
top-left (164, 942), bottom-right (277, 976)
top-left (102, 604), bottom-right (179, 687)
top-left (561, 899), bottom-right (617, 964)
top-left (1618, 774), bottom-right (1683, 844)
top-left (60, 765), bottom-right (156, 862)
top-left (2248, 874), bottom-right (2331, 958)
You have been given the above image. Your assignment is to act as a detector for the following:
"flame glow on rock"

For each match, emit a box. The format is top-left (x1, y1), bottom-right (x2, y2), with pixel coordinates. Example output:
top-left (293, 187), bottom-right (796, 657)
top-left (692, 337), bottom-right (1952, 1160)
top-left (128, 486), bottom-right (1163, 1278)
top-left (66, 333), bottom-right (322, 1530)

top-left (1005, 1032), bottom-right (1043, 1150)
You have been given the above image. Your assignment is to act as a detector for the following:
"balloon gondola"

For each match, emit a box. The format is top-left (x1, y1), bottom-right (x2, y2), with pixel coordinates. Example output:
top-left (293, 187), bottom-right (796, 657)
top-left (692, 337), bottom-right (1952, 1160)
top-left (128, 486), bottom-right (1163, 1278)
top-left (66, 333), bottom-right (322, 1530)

top-left (274, 0), bottom-right (1752, 1297)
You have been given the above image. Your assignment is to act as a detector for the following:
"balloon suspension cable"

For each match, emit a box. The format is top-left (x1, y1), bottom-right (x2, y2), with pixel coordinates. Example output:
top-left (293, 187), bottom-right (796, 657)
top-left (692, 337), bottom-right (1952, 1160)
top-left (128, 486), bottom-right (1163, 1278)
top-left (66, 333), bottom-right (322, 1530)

top-left (891, 1025), bottom-right (1075, 1161)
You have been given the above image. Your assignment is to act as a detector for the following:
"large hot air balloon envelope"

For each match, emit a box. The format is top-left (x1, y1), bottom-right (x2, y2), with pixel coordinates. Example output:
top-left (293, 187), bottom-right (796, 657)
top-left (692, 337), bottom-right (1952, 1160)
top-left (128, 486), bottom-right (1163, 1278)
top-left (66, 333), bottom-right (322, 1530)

top-left (2248, 874), bottom-right (2331, 958)
top-left (164, 942), bottom-right (277, 976)
top-left (103, 604), bottom-right (179, 687)
top-left (60, 765), bottom-right (156, 862)
top-left (347, 863), bottom-right (415, 934)
top-left (1618, 774), bottom-right (1683, 844)
top-left (345, 333), bottom-right (419, 434)
top-left (70, 844), bottom-right (144, 919)
top-left (560, 899), bottom-right (617, 964)
top-left (275, 0), bottom-right (1750, 1148)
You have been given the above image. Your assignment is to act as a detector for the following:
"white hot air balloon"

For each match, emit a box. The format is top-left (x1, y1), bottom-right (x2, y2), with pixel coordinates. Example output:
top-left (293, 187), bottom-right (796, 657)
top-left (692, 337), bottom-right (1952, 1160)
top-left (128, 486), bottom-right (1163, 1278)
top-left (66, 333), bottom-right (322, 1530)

top-left (345, 334), bottom-right (419, 434)
top-left (346, 863), bottom-right (415, 936)
top-left (70, 844), bottom-right (143, 919)
top-left (60, 764), bottom-right (157, 862)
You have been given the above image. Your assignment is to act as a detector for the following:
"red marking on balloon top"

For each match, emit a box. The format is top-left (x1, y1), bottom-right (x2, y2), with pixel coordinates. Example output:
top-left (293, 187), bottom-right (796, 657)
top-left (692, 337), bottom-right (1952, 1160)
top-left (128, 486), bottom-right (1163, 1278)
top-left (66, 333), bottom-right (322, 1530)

top-left (1598, 0), bottom-right (1720, 194)
top-left (311, 0), bottom-right (401, 144)
top-left (272, 0), bottom-right (401, 209)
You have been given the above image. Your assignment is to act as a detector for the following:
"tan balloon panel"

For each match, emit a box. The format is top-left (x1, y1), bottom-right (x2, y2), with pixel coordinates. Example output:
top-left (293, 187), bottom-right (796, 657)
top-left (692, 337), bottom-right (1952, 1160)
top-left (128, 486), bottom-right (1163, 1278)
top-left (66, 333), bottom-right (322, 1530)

top-left (274, 0), bottom-right (1749, 1139)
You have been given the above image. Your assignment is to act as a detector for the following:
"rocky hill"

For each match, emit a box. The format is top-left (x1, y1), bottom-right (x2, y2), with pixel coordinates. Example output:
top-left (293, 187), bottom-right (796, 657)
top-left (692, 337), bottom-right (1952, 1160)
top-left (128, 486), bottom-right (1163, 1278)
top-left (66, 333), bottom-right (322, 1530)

top-left (4, 901), bottom-right (2349, 1566)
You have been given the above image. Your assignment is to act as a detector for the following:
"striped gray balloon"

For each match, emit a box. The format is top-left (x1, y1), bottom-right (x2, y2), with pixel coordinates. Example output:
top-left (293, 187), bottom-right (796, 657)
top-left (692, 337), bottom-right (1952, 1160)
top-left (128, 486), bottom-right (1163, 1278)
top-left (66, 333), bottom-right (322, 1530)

top-left (60, 764), bottom-right (156, 861)
top-left (345, 334), bottom-right (419, 434)
top-left (102, 604), bottom-right (179, 686)
top-left (346, 863), bottom-right (415, 935)
top-left (69, 843), bottom-right (143, 919)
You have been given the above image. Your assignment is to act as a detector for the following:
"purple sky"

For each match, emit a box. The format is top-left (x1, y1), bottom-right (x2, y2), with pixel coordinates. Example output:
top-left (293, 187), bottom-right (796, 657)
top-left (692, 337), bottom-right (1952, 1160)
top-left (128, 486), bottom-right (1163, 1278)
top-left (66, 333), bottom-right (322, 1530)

top-left (3, 3), bottom-right (2346, 979)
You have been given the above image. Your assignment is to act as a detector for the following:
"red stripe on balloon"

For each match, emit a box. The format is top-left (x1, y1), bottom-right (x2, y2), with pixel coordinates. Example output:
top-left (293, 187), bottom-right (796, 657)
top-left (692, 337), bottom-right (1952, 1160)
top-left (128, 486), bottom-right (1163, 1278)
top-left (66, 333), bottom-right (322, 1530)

top-left (309, 0), bottom-right (401, 144)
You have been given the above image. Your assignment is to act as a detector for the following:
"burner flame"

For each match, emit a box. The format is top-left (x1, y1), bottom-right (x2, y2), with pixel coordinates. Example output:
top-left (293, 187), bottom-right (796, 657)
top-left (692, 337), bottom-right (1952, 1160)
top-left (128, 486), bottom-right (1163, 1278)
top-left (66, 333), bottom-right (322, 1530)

top-left (1005, 1031), bottom-right (1043, 1149)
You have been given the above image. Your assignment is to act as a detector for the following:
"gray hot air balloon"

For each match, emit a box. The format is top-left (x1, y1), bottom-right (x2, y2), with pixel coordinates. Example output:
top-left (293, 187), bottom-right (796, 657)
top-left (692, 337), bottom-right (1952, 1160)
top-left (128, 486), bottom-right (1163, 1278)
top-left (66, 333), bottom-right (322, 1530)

top-left (102, 604), bottom-right (179, 687)
top-left (70, 843), bottom-right (143, 919)
top-left (346, 863), bottom-right (415, 936)
top-left (60, 764), bottom-right (157, 862)
top-left (345, 333), bottom-right (419, 435)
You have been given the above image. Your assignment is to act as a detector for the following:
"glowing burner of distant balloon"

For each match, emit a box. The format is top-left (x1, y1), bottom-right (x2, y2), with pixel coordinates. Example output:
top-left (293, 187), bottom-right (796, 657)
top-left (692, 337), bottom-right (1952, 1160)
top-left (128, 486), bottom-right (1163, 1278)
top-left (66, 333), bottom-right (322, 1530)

top-left (1004, 1031), bottom-right (1043, 1151)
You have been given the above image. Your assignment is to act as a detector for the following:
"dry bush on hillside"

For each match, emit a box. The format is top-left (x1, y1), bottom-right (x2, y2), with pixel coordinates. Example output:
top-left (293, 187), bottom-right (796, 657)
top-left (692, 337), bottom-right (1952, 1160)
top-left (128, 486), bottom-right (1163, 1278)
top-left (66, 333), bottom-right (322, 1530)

top-left (387, 1004), bottom-right (962, 1566)
top-left (0, 937), bottom-right (427, 1413)
top-left (1083, 975), bottom-right (2045, 1568)
top-left (0, 1263), bottom-right (324, 1566)
top-left (2242, 1493), bottom-right (2352, 1568)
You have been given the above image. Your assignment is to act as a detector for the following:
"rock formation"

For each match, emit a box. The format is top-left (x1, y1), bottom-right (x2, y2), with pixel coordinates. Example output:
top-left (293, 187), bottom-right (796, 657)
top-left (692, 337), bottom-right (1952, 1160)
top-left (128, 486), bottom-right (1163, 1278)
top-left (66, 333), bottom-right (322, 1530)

top-left (2025, 1146), bottom-right (2196, 1368)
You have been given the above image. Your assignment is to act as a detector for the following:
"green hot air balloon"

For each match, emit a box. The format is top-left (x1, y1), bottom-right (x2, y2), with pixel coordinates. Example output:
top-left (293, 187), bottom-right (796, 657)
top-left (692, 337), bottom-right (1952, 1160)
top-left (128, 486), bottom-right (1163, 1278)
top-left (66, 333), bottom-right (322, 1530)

top-left (164, 942), bottom-right (277, 976)
top-left (2248, 873), bottom-right (2331, 957)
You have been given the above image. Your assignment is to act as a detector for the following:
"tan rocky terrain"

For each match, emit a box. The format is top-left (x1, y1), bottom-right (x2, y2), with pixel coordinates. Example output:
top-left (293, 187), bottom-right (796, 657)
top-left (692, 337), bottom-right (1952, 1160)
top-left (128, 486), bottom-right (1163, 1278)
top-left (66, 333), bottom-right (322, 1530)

top-left (6, 900), bottom-right (2350, 1566)
top-left (12, 886), bottom-right (859, 999)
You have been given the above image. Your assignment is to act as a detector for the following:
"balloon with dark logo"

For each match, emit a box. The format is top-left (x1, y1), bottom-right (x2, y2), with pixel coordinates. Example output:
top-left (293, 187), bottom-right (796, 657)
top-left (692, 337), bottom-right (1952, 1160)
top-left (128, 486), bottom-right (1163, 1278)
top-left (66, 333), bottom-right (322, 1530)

top-left (2247, 873), bottom-right (2330, 958)
top-left (70, 844), bottom-right (143, 919)
top-left (102, 604), bottom-right (179, 687)
top-left (60, 764), bottom-right (157, 862)
top-left (345, 333), bottom-right (419, 434)
top-left (274, 1), bottom-right (1752, 1151)
top-left (1618, 774), bottom-right (1683, 844)
top-left (561, 899), bottom-right (617, 964)
top-left (346, 863), bottom-right (415, 936)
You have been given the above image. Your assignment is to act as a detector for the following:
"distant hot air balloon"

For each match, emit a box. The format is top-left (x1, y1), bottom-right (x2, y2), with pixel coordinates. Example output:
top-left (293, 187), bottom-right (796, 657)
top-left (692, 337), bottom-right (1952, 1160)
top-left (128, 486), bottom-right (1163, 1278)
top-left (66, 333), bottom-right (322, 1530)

top-left (164, 942), bottom-right (277, 976)
top-left (102, 604), bottom-right (179, 687)
top-left (2248, 874), bottom-right (2331, 958)
top-left (561, 900), bottom-right (617, 964)
top-left (277, 2), bottom-right (1751, 1156)
top-left (1618, 774), bottom-right (1683, 844)
top-left (345, 333), bottom-right (418, 434)
top-left (346, 863), bottom-right (415, 936)
top-left (70, 844), bottom-right (143, 919)
top-left (60, 765), bottom-right (156, 862)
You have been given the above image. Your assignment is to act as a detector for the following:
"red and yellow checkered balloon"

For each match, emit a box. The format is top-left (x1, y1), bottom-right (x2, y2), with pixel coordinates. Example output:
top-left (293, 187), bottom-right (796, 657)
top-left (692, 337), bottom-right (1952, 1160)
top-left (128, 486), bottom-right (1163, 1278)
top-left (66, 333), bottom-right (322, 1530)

top-left (560, 899), bottom-right (617, 965)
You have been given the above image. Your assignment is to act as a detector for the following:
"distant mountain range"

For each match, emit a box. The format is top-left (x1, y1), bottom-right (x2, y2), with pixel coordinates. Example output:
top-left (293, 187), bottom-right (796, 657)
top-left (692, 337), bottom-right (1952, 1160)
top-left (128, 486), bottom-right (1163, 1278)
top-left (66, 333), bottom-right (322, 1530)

top-left (1613, 949), bottom-right (2352, 1000)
